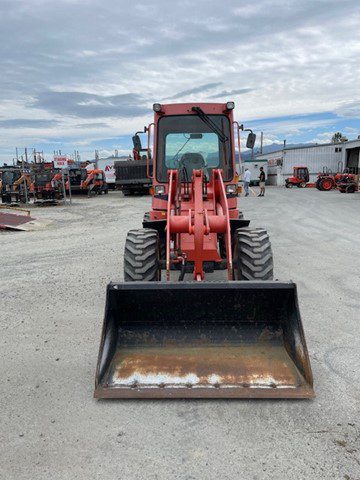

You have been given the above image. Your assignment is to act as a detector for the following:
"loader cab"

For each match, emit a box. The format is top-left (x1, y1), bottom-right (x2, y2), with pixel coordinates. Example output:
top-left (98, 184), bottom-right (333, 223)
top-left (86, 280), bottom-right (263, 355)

top-left (0, 168), bottom-right (21, 189)
top-left (155, 106), bottom-right (234, 183)
top-left (69, 168), bottom-right (87, 183)
top-left (34, 171), bottom-right (52, 187)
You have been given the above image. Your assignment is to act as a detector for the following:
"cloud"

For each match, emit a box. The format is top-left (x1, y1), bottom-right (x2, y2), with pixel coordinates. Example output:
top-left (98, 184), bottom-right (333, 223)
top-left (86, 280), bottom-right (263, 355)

top-left (246, 114), bottom-right (337, 137)
top-left (335, 101), bottom-right (360, 118)
top-left (31, 91), bottom-right (148, 118)
top-left (0, 0), bottom-right (359, 161)
top-left (309, 131), bottom-right (335, 144)
top-left (207, 88), bottom-right (254, 99)
top-left (74, 122), bottom-right (110, 129)
top-left (0, 118), bottom-right (59, 129)
top-left (166, 83), bottom-right (223, 100)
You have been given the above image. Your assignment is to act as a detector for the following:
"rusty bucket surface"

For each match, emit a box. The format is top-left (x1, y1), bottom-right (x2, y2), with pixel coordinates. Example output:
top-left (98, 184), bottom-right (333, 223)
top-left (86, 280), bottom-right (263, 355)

top-left (95, 282), bottom-right (314, 399)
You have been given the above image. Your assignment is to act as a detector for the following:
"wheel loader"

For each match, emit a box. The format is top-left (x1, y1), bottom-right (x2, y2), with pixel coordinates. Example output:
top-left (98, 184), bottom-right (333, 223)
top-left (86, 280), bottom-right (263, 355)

top-left (95, 102), bottom-right (314, 399)
top-left (0, 166), bottom-right (32, 204)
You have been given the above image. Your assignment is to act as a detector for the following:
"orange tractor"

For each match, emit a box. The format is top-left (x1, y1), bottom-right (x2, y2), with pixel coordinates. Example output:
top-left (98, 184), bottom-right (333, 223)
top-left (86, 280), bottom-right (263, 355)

top-left (95, 102), bottom-right (314, 400)
top-left (316, 165), bottom-right (356, 191)
top-left (285, 166), bottom-right (310, 188)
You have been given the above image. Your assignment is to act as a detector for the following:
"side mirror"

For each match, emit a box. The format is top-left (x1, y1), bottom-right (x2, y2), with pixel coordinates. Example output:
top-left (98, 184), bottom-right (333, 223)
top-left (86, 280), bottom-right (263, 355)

top-left (246, 132), bottom-right (256, 149)
top-left (132, 134), bottom-right (142, 151)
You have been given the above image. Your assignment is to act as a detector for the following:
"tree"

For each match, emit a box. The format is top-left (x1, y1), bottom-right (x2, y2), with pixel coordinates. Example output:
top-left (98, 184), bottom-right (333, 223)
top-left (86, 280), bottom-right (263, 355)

top-left (332, 132), bottom-right (348, 143)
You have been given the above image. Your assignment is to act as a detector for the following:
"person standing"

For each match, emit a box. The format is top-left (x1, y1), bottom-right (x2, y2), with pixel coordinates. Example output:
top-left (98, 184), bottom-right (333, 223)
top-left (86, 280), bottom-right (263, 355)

top-left (243, 168), bottom-right (251, 197)
top-left (258, 167), bottom-right (266, 197)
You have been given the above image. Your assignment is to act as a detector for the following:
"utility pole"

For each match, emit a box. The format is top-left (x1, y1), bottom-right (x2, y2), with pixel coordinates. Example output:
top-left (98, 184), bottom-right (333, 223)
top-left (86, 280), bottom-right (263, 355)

top-left (260, 132), bottom-right (263, 155)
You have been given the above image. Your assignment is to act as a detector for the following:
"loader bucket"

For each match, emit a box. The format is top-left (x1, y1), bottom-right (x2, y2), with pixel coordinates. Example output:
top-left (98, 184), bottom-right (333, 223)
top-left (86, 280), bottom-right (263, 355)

top-left (95, 282), bottom-right (314, 399)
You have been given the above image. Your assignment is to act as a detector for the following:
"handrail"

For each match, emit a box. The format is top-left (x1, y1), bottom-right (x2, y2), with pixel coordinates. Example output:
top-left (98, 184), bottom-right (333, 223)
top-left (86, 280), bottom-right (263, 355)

top-left (166, 169), bottom-right (178, 280)
top-left (214, 169), bottom-right (233, 280)
top-left (146, 123), bottom-right (155, 179)
top-left (233, 121), bottom-right (242, 178)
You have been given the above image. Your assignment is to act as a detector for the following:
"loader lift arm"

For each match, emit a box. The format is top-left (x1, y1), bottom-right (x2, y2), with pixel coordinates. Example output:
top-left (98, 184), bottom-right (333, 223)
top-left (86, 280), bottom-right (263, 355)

top-left (166, 168), bottom-right (232, 281)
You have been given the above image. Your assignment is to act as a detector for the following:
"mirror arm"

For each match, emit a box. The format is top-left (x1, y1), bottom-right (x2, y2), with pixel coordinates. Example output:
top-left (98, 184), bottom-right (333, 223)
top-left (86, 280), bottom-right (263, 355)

top-left (238, 124), bottom-right (254, 135)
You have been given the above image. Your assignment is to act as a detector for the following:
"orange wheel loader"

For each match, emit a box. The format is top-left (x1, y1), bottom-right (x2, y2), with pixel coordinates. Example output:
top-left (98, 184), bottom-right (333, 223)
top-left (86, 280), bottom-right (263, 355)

top-left (95, 102), bottom-right (314, 399)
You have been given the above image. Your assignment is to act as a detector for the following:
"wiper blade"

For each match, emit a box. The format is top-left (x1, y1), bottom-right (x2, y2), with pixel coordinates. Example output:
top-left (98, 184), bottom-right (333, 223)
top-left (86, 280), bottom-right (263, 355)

top-left (191, 106), bottom-right (228, 143)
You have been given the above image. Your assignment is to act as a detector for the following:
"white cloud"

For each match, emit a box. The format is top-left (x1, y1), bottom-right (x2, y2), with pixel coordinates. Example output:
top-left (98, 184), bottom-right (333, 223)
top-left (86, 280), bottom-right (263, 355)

top-left (309, 131), bottom-right (335, 144)
top-left (0, 0), bottom-right (359, 159)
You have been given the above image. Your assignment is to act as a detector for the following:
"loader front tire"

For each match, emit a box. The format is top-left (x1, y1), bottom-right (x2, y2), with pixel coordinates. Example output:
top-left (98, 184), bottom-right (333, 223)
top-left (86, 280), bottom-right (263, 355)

top-left (233, 228), bottom-right (273, 280)
top-left (124, 228), bottom-right (160, 281)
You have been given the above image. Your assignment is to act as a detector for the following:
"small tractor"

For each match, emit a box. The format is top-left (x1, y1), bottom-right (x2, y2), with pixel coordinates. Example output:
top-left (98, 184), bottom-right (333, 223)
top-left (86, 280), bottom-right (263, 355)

top-left (95, 102), bottom-right (314, 400)
top-left (316, 164), bottom-right (356, 191)
top-left (285, 166), bottom-right (309, 188)
top-left (81, 168), bottom-right (108, 196)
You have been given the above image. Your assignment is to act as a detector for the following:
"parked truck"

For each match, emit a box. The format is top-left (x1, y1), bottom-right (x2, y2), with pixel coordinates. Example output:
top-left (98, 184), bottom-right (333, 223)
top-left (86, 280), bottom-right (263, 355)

top-left (115, 130), bottom-right (152, 195)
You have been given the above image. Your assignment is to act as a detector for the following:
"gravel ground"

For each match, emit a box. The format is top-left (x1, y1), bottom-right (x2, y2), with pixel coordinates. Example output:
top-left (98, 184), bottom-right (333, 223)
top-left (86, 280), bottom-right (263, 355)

top-left (1, 187), bottom-right (359, 480)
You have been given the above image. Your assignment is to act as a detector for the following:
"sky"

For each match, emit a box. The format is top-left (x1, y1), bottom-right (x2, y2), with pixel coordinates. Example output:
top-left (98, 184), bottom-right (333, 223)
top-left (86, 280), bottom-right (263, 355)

top-left (0, 0), bottom-right (360, 164)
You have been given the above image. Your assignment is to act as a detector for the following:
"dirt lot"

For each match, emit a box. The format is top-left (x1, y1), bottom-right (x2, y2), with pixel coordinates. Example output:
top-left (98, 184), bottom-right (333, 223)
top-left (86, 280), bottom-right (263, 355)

top-left (1, 187), bottom-right (359, 480)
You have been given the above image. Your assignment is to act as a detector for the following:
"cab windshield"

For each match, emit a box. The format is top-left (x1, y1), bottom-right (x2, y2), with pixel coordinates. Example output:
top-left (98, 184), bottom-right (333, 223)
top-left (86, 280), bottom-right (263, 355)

top-left (156, 114), bottom-right (232, 182)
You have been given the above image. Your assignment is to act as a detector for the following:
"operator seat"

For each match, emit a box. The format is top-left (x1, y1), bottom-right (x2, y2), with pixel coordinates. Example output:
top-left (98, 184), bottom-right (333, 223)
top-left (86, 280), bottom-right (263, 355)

top-left (179, 152), bottom-right (207, 181)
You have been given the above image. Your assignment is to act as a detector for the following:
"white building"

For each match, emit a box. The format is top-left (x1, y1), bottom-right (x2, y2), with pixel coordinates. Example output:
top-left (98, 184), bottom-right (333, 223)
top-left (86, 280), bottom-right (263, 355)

top-left (255, 138), bottom-right (360, 185)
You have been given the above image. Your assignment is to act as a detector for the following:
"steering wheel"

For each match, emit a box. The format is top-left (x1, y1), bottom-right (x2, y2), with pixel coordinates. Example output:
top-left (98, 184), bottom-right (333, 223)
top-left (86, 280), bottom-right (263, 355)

top-left (179, 152), bottom-right (207, 171)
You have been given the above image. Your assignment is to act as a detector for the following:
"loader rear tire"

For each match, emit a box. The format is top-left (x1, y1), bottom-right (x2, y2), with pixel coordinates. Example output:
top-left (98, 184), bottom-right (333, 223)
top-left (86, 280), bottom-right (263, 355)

top-left (233, 228), bottom-right (273, 280)
top-left (124, 228), bottom-right (160, 281)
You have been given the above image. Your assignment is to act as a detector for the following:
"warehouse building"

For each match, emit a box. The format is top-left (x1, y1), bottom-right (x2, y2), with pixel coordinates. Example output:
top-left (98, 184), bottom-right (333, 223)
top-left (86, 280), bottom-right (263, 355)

top-left (254, 138), bottom-right (360, 185)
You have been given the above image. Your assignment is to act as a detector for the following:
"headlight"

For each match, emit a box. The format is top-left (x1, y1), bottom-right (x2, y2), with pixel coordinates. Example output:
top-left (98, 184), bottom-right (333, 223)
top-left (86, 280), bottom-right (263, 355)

top-left (226, 184), bottom-right (237, 194)
top-left (155, 185), bottom-right (165, 195)
top-left (226, 101), bottom-right (235, 110)
top-left (153, 103), bottom-right (162, 112)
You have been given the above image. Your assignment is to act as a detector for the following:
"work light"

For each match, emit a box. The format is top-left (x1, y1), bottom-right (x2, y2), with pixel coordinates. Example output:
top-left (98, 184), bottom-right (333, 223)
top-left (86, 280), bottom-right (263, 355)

top-left (226, 101), bottom-right (235, 110)
top-left (155, 185), bottom-right (165, 195)
top-left (153, 103), bottom-right (162, 112)
top-left (226, 184), bottom-right (237, 194)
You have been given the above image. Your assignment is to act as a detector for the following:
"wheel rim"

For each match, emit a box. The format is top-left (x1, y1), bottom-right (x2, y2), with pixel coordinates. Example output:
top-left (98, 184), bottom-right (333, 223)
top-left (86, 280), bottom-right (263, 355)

top-left (322, 179), bottom-right (333, 190)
